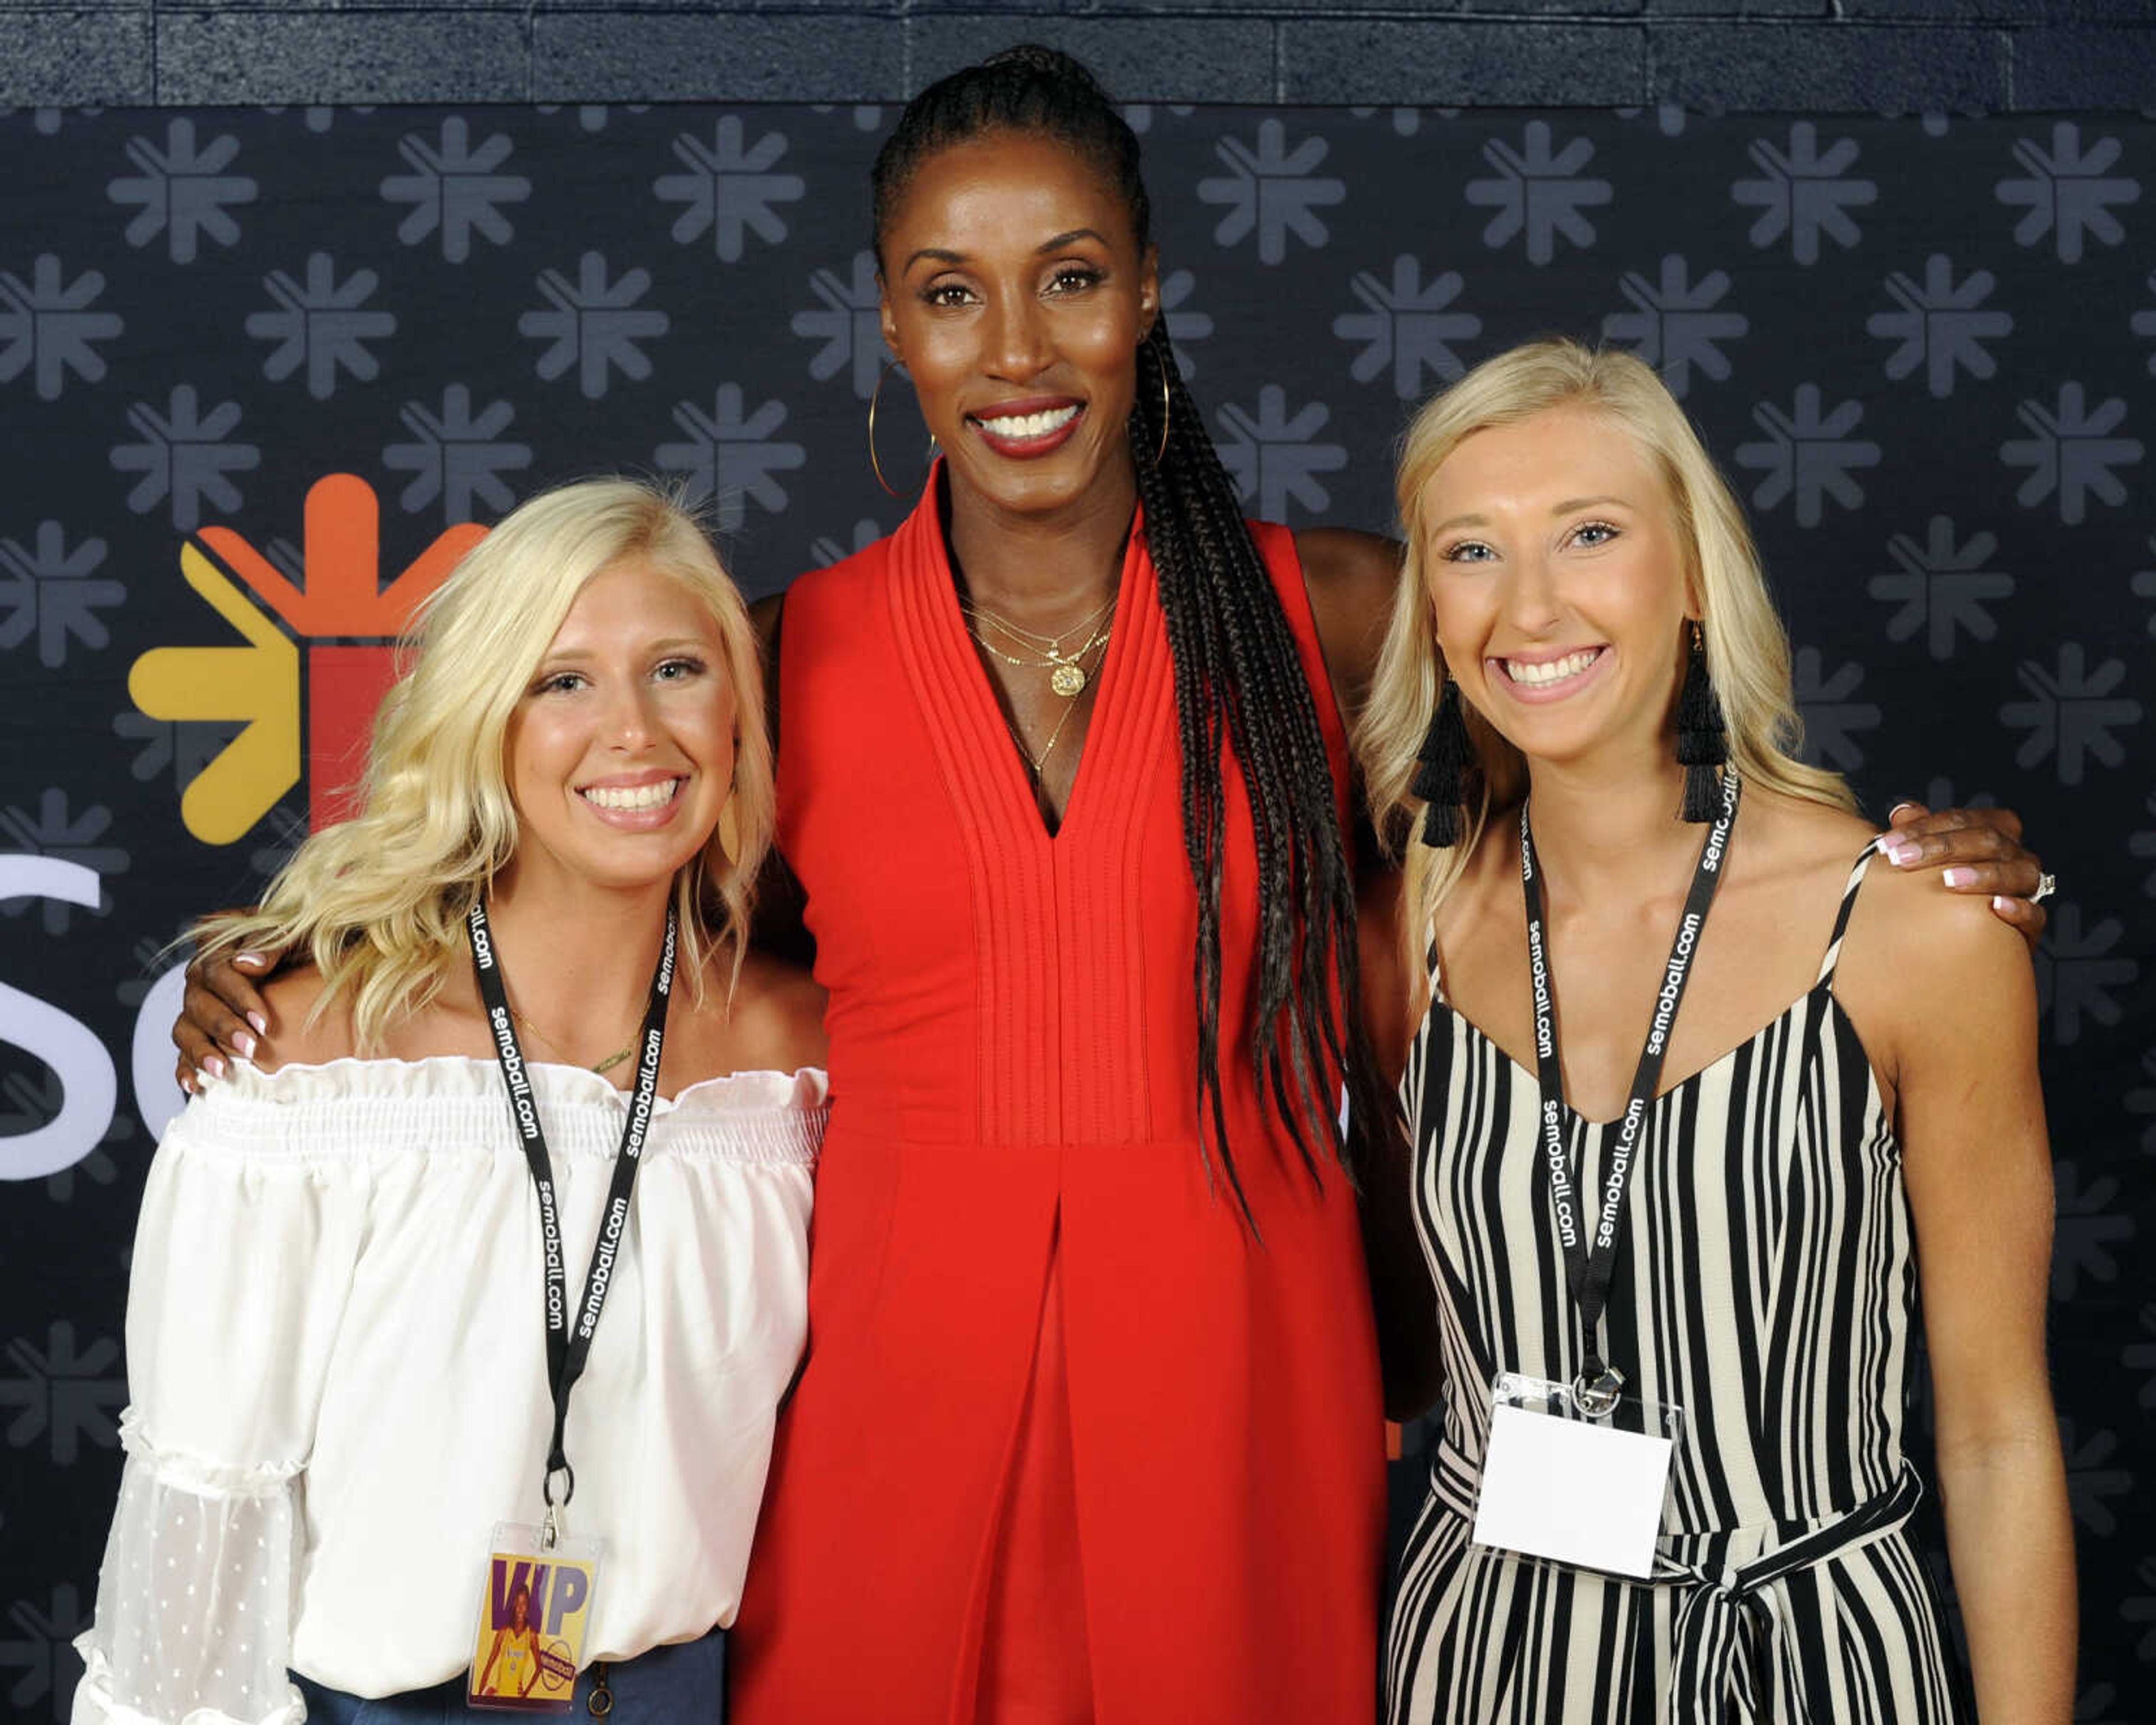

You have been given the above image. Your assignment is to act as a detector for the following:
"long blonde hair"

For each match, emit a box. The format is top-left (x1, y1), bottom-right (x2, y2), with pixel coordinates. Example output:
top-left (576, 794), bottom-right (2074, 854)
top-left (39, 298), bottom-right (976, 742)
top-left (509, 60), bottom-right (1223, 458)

top-left (197, 478), bottom-right (776, 1050)
top-left (1356, 339), bottom-right (1854, 994)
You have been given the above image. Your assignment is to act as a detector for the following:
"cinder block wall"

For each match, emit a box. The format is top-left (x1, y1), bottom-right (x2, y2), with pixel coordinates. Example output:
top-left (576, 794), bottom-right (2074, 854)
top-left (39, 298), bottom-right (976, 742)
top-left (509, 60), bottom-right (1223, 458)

top-left (3, 1), bottom-right (2152, 112)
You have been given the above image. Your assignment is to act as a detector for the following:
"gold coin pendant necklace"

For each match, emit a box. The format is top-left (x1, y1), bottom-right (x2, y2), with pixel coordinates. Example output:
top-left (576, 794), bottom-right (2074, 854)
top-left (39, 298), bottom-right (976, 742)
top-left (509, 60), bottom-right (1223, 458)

top-left (963, 592), bottom-right (1116, 701)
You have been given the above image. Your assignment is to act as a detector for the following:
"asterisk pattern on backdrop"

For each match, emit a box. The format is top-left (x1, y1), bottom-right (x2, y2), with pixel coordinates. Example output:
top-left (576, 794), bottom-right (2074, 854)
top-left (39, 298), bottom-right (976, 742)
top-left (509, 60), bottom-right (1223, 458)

top-left (0, 103), bottom-right (2149, 1718)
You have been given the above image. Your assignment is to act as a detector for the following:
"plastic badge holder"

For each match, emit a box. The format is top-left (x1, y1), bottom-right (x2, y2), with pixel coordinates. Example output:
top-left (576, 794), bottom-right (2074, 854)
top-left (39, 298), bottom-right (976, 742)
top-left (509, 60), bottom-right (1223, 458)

top-left (1470, 1371), bottom-right (1684, 1580)
top-left (467, 1522), bottom-right (606, 1713)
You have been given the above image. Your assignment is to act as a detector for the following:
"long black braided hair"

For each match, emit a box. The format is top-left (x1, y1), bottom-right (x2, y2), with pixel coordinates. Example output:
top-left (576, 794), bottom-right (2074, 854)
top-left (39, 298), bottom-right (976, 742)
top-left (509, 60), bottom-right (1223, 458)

top-left (872, 47), bottom-right (1390, 1218)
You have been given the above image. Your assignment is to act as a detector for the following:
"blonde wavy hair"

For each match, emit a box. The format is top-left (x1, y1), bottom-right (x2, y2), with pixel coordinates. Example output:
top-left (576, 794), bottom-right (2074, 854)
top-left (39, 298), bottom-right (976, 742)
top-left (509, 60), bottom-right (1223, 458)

top-left (1356, 339), bottom-right (1854, 998)
top-left (197, 478), bottom-right (776, 1051)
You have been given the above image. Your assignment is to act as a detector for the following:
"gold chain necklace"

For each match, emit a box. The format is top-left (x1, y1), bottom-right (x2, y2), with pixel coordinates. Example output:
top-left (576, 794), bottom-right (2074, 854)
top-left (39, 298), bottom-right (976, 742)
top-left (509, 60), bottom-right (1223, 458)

top-left (963, 597), bottom-right (1117, 699)
top-left (962, 592), bottom-right (1115, 652)
top-left (509, 999), bottom-right (636, 1076)
top-left (1007, 697), bottom-right (1079, 780)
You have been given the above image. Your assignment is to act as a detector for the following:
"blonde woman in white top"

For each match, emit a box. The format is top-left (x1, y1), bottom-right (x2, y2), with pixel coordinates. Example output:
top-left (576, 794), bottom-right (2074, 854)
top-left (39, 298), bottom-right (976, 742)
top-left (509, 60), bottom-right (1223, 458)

top-left (73, 479), bottom-right (828, 1724)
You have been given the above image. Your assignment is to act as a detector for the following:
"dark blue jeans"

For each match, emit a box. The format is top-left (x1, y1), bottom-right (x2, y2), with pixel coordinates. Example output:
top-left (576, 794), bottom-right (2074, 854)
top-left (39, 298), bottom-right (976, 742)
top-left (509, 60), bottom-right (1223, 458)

top-left (292, 1630), bottom-right (723, 1723)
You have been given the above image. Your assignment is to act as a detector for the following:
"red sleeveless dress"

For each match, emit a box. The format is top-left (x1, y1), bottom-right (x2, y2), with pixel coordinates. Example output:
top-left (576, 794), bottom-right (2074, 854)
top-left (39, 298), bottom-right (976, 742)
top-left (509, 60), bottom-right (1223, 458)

top-left (729, 486), bottom-right (1385, 1723)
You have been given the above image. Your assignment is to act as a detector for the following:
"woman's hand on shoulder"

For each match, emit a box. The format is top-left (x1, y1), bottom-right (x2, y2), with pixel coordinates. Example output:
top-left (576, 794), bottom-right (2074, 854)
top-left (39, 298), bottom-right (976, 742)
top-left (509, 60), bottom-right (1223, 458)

top-left (1294, 527), bottom-right (1402, 730)
top-left (1881, 798), bottom-right (2049, 945)
top-left (176, 931), bottom-right (282, 1093)
top-left (232, 966), bottom-right (354, 1076)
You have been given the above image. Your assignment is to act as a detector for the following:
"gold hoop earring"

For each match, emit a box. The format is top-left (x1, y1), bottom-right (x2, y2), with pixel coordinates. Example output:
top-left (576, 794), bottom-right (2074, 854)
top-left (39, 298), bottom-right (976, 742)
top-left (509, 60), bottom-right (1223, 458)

top-left (1138, 338), bottom-right (1172, 469)
top-left (868, 359), bottom-right (935, 500)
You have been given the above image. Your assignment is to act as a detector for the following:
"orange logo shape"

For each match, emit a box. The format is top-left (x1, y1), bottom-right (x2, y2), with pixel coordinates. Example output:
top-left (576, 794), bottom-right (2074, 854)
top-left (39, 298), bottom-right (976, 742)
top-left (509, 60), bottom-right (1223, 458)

top-left (130, 474), bottom-right (486, 844)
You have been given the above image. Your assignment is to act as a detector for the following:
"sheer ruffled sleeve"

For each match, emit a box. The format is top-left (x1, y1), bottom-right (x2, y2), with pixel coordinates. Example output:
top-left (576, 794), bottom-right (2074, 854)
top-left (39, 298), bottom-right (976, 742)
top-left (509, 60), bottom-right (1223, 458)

top-left (74, 1079), bottom-right (369, 1725)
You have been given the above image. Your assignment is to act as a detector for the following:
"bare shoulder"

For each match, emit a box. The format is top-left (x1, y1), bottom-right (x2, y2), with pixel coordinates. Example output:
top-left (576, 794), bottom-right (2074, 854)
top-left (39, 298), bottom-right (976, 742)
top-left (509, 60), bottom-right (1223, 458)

top-left (681, 941), bottom-right (828, 1078)
top-left (1733, 783), bottom-right (1874, 861)
top-left (1813, 797), bottom-right (2032, 1083)
top-left (1846, 841), bottom-right (2028, 984)
top-left (1739, 790), bottom-right (1899, 933)
top-left (250, 966), bottom-right (359, 1071)
top-left (1742, 786), bottom-right (2007, 962)
top-left (1291, 527), bottom-right (1404, 724)
top-left (733, 946), bottom-right (828, 1061)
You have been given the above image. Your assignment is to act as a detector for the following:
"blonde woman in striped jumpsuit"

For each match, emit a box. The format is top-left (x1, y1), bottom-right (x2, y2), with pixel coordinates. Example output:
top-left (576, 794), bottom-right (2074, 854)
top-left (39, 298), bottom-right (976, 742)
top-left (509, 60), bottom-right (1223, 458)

top-left (1359, 340), bottom-right (2073, 1723)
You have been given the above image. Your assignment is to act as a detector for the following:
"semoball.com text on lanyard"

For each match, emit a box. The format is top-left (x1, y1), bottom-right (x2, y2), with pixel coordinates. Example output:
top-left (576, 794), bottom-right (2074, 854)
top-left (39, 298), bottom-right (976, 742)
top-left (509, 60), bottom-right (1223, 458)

top-left (1470, 769), bottom-right (1739, 1582)
top-left (461, 896), bottom-right (677, 1714)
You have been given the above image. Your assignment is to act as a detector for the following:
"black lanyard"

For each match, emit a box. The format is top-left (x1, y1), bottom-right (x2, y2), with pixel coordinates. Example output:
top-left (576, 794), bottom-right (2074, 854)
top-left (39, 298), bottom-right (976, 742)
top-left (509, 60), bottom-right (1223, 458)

top-left (467, 896), bottom-right (677, 1517)
top-left (1520, 768), bottom-right (1739, 1412)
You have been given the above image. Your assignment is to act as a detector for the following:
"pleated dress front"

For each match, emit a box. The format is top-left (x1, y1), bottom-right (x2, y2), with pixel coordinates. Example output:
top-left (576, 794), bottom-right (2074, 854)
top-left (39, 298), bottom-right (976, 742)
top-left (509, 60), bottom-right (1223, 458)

top-left (1386, 843), bottom-right (1970, 1723)
top-left (729, 482), bottom-right (1387, 1723)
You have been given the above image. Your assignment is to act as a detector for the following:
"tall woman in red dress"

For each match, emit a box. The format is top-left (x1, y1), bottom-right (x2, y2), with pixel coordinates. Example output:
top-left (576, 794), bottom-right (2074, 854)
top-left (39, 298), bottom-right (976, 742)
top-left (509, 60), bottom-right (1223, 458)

top-left (727, 49), bottom-right (1401, 1723)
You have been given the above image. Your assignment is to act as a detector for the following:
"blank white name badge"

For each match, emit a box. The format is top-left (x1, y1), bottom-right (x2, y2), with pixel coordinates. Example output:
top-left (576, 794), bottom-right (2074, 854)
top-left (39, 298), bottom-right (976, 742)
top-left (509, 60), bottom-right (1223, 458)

top-left (1470, 1372), bottom-right (1681, 1580)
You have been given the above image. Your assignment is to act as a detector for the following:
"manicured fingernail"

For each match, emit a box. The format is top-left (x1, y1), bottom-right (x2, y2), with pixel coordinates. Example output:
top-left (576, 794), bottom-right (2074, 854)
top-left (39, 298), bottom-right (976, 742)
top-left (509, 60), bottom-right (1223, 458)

top-left (236, 952), bottom-right (266, 970)
top-left (203, 1054), bottom-right (227, 1080)
top-left (234, 1032), bottom-right (257, 1060)
top-left (1883, 840), bottom-right (1918, 865)
top-left (1887, 801), bottom-right (1918, 820)
top-left (1943, 867), bottom-right (1975, 887)
top-left (1992, 895), bottom-right (2015, 914)
top-left (247, 1011), bottom-right (268, 1035)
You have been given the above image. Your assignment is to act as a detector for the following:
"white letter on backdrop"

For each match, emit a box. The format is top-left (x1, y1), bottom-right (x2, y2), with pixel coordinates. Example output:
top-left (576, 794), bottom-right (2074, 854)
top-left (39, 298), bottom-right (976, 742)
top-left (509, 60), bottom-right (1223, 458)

top-left (0, 855), bottom-right (119, 1180)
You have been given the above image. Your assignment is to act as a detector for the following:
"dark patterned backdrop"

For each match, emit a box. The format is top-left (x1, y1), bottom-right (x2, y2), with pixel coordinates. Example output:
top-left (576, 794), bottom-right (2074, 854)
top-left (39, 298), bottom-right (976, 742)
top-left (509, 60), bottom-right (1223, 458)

top-left (1, 102), bottom-right (2149, 1719)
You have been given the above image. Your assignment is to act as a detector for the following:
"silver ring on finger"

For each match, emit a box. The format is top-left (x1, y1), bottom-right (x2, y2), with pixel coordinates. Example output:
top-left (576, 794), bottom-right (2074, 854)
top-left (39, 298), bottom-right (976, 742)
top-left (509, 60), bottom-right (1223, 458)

top-left (2032, 870), bottom-right (2057, 903)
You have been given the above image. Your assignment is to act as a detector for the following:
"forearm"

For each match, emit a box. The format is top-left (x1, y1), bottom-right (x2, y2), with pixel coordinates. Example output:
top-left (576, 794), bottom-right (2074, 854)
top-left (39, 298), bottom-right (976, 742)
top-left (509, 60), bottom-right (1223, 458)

top-left (1938, 1433), bottom-right (2075, 1723)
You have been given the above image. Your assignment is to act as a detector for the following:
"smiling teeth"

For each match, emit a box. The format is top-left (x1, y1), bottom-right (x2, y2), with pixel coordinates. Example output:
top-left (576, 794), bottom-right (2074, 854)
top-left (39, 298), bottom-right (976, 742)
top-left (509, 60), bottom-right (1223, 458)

top-left (979, 404), bottom-right (1080, 439)
top-left (582, 781), bottom-right (679, 811)
top-left (1505, 649), bottom-right (1600, 687)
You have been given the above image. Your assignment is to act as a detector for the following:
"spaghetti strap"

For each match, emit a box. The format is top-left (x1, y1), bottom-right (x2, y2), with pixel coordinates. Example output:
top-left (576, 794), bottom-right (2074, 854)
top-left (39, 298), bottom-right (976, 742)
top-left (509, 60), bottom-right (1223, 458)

top-left (1423, 915), bottom-right (1448, 1007)
top-left (1815, 836), bottom-right (1887, 993)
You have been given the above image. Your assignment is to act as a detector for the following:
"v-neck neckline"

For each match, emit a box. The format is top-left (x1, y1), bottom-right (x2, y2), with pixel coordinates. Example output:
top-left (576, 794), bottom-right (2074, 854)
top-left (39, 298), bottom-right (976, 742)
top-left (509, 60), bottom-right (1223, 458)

top-left (1430, 980), bottom-right (1884, 1134)
top-left (919, 499), bottom-right (1149, 847)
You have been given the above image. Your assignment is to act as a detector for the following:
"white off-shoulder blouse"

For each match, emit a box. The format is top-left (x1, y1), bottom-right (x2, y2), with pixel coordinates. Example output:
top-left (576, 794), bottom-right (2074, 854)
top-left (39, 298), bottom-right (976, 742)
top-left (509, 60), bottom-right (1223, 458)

top-left (72, 1057), bottom-right (825, 1725)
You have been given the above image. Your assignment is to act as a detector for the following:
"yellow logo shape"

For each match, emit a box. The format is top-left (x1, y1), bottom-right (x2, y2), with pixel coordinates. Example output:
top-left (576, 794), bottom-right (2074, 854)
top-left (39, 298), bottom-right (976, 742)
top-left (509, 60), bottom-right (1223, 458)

top-left (129, 541), bottom-right (300, 846)
top-left (130, 475), bottom-right (485, 846)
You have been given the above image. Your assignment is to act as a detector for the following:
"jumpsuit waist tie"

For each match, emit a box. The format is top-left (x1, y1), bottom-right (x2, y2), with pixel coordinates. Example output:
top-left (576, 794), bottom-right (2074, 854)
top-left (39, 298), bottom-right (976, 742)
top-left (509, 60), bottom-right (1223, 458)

top-left (1428, 1436), bottom-right (1926, 1724)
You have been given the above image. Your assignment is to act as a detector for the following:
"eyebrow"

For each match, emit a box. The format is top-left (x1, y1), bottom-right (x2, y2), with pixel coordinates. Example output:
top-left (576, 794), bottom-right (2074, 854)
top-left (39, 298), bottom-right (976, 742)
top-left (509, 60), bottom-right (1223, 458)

top-left (903, 228), bottom-right (1112, 273)
top-left (536, 635), bottom-right (710, 664)
top-left (1428, 495), bottom-right (1632, 535)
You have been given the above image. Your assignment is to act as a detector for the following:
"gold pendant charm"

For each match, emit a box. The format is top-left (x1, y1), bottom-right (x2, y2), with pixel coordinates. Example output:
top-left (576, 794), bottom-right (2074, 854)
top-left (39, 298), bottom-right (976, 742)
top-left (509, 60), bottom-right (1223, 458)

top-left (1049, 662), bottom-right (1086, 698)
top-left (590, 1048), bottom-right (633, 1076)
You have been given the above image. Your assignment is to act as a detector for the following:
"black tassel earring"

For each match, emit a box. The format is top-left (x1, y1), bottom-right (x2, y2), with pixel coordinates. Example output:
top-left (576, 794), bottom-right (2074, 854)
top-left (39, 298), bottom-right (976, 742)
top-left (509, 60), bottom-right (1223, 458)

top-left (1675, 620), bottom-right (1727, 823)
top-left (1412, 677), bottom-right (1473, 847)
